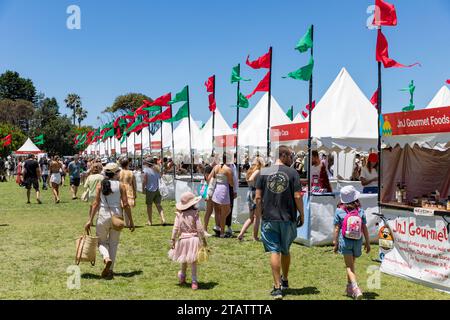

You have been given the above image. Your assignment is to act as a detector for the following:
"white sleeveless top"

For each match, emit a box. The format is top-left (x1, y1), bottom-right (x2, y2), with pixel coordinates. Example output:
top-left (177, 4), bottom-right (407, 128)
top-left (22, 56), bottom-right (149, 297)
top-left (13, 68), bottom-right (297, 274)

top-left (99, 180), bottom-right (123, 217)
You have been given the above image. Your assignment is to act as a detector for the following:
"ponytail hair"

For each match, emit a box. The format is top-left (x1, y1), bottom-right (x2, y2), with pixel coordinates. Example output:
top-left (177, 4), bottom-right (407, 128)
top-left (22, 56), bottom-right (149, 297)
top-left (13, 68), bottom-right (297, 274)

top-left (101, 171), bottom-right (116, 196)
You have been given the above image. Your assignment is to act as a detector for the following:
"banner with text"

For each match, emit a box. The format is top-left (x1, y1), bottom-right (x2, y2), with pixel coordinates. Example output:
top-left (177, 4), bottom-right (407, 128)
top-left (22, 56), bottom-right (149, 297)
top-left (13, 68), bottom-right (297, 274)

top-left (270, 122), bottom-right (309, 142)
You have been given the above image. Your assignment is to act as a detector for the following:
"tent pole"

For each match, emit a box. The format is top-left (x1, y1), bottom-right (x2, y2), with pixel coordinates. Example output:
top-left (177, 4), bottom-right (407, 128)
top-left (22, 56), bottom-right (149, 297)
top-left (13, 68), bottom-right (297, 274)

top-left (236, 64), bottom-right (241, 181)
top-left (186, 86), bottom-right (194, 182)
top-left (307, 25), bottom-right (314, 201)
top-left (267, 47), bottom-right (273, 161)
top-left (377, 60), bottom-right (382, 205)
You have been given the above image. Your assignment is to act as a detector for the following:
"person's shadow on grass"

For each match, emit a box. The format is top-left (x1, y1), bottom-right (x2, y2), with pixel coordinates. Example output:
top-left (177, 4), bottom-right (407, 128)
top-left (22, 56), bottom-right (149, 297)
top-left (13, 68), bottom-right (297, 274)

top-left (0, 224), bottom-right (9, 227)
top-left (363, 292), bottom-right (379, 300)
top-left (82, 270), bottom-right (143, 279)
top-left (178, 281), bottom-right (218, 290)
top-left (285, 287), bottom-right (320, 296)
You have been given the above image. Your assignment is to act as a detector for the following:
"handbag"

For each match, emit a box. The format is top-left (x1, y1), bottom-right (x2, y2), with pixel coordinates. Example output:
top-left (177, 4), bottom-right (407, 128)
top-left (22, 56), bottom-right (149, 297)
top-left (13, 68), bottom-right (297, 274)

top-left (104, 190), bottom-right (125, 232)
top-left (81, 189), bottom-right (90, 202)
top-left (206, 168), bottom-right (217, 199)
top-left (197, 246), bottom-right (210, 264)
top-left (75, 228), bottom-right (98, 266)
top-left (159, 178), bottom-right (169, 199)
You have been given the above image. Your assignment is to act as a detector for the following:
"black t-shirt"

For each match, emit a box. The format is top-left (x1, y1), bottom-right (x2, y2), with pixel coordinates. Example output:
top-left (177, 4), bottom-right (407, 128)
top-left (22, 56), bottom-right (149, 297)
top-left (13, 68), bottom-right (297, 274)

top-left (256, 164), bottom-right (301, 222)
top-left (24, 159), bottom-right (39, 179)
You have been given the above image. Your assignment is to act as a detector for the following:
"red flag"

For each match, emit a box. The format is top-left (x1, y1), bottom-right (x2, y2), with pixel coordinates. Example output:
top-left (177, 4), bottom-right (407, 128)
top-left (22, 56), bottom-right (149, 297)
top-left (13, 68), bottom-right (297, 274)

top-left (246, 50), bottom-right (271, 69)
top-left (1, 134), bottom-right (12, 147)
top-left (205, 76), bottom-right (215, 93)
top-left (305, 100), bottom-right (316, 111)
top-left (301, 111), bottom-right (308, 119)
top-left (208, 94), bottom-right (216, 112)
top-left (446, 79), bottom-right (450, 85)
top-left (147, 93), bottom-right (171, 107)
top-left (373, 0), bottom-right (397, 26)
top-left (246, 71), bottom-right (270, 99)
top-left (370, 89), bottom-right (379, 109)
top-left (131, 122), bottom-right (148, 134)
top-left (376, 30), bottom-right (420, 68)
top-left (144, 107), bottom-right (172, 123)
top-left (86, 131), bottom-right (95, 144)
top-left (232, 122), bottom-right (238, 129)
top-left (134, 103), bottom-right (148, 117)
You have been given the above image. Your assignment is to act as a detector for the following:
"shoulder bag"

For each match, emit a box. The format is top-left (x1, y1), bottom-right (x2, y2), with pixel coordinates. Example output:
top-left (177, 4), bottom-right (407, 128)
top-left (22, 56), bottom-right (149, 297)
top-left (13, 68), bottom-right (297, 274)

top-left (104, 184), bottom-right (125, 232)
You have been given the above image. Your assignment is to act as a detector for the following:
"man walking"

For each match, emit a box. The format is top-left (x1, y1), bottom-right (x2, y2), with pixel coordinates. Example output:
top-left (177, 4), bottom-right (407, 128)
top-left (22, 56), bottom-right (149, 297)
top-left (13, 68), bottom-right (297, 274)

top-left (68, 155), bottom-right (81, 200)
top-left (255, 145), bottom-right (304, 300)
top-left (142, 158), bottom-right (166, 226)
top-left (23, 154), bottom-right (42, 204)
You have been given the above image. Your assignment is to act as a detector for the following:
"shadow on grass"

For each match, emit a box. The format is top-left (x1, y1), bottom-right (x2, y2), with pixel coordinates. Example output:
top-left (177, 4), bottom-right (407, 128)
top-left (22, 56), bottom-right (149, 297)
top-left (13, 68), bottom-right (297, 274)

top-left (285, 287), bottom-right (320, 296)
top-left (81, 270), bottom-right (143, 279)
top-left (177, 281), bottom-right (218, 290)
top-left (363, 292), bottom-right (379, 300)
top-left (151, 223), bottom-right (174, 227)
top-left (0, 224), bottom-right (9, 227)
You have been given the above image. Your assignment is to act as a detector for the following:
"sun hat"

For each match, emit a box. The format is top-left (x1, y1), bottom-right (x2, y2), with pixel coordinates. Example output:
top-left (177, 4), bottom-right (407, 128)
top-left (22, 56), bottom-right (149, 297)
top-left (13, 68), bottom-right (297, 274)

top-left (176, 191), bottom-right (202, 211)
top-left (368, 153), bottom-right (378, 163)
top-left (340, 185), bottom-right (361, 204)
top-left (104, 163), bottom-right (121, 174)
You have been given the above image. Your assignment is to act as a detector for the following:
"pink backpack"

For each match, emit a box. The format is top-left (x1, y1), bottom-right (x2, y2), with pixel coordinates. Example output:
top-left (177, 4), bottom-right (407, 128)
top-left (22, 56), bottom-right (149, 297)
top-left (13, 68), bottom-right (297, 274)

top-left (341, 209), bottom-right (362, 240)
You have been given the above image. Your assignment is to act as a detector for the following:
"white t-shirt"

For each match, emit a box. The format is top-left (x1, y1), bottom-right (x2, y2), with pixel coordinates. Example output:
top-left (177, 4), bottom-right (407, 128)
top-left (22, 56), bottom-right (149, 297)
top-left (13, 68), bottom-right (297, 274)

top-left (360, 167), bottom-right (378, 187)
top-left (310, 164), bottom-right (321, 186)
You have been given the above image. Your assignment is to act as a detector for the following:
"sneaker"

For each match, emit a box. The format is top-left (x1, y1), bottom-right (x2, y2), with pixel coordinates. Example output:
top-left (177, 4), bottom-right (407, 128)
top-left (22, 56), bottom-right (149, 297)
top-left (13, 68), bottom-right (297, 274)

top-left (352, 287), bottom-right (363, 300)
top-left (280, 276), bottom-right (289, 291)
top-left (345, 284), bottom-right (353, 297)
top-left (191, 281), bottom-right (199, 290)
top-left (270, 287), bottom-right (283, 300)
top-left (226, 227), bottom-right (233, 236)
top-left (36, 199), bottom-right (42, 204)
top-left (177, 271), bottom-right (186, 285)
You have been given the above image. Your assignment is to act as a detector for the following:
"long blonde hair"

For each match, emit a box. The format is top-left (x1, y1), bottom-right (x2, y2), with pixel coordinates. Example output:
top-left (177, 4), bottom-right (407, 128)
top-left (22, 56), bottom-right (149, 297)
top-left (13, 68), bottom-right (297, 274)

top-left (246, 157), bottom-right (265, 181)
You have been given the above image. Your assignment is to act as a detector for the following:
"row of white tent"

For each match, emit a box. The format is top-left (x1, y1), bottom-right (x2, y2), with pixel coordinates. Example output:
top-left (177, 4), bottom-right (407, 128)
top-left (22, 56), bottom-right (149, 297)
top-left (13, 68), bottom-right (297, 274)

top-left (85, 67), bottom-right (450, 157)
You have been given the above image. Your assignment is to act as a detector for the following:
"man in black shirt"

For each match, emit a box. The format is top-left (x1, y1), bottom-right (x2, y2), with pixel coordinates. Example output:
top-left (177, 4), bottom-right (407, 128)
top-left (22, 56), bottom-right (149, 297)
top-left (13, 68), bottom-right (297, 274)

top-left (23, 154), bottom-right (42, 204)
top-left (255, 145), bottom-right (304, 300)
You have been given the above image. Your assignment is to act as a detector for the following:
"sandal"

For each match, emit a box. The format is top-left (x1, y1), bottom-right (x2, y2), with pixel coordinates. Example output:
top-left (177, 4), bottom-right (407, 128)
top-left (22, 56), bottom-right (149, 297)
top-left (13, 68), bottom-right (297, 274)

top-left (178, 272), bottom-right (186, 285)
top-left (101, 259), bottom-right (113, 278)
top-left (237, 235), bottom-right (244, 241)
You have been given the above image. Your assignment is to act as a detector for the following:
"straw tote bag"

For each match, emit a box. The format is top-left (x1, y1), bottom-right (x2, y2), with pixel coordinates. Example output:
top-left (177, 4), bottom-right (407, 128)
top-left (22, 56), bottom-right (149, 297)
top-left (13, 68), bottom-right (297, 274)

top-left (75, 228), bottom-right (98, 266)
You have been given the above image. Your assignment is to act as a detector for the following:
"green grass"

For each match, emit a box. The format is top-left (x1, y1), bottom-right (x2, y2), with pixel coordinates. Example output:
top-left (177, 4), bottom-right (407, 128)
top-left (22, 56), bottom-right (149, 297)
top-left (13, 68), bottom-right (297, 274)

top-left (0, 179), bottom-right (448, 300)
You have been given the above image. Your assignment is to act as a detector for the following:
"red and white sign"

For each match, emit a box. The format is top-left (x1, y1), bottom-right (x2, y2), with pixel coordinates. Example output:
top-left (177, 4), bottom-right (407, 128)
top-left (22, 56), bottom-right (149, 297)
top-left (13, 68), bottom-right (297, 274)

top-left (215, 134), bottom-right (237, 148)
top-left (151, 141), bottom-right (162, 150)
top-left (383, 106), bottom-right (450, 136)
top-left (270, 122), bottom-right (309, 142)
top-left (121, 147), bottom-right (127, 154)
top-left (134, 144), bottom-right (142, 150)
top-left (380, 209), bottom-right (450, 293)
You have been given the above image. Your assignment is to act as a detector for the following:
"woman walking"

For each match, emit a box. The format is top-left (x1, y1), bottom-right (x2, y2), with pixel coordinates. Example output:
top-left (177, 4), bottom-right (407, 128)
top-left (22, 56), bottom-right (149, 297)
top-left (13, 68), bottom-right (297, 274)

top-left (85, 163), bottom-right (135, 279)
top-left (49, 156), bottom-right (63, 203)
top-left (83, 163), bottom-right (104, 217)
top-left (208, 154), bottom-right (234, 238)
top-left (119, 158), bottom-right (137, 227)
top-left (237, 157), bottom-right (265, 241)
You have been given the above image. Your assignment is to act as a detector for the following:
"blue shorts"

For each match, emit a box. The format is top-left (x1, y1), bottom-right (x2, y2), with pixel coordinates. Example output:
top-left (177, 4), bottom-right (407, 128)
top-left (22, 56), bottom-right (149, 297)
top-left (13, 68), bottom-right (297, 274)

top-left (261, 221), bottom-right (297, 256)
top-left (363, 186), bottom-right (378, 194)
top-left (338, 236), bottom-right (363, 257)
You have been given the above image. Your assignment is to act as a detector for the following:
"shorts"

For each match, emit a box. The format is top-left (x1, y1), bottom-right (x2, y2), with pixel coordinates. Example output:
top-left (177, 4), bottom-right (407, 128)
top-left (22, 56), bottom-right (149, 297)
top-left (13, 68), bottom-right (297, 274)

top-left (246, 187), bottom-right (256, 211)
top-left (146, 190), bottom-right (162, 205)
top-left (261, 220), bottom-right (297, 256)
top-left (363, 186), bottom-right (378, 194)
top-left (70, 177), bottom-right (81, 187)
top-left (50, 173), bottom-right (61, 185)
top-left (24, 177), bottom-right (39, 191)
top-left (338, 236), bottom-right (363, 257)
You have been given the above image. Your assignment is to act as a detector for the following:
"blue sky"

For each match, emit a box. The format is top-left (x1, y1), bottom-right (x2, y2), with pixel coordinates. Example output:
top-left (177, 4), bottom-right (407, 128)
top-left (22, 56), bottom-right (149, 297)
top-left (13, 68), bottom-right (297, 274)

top-left (0, 0), bottom-right (449, 127)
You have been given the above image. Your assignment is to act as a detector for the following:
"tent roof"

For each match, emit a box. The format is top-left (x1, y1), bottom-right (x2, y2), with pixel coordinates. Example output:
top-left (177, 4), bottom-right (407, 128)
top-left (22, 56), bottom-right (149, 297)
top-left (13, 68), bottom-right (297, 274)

top-left (311, 67), bottom-right (378, 150)
top-left (293, 112), bottom-right (308, 123)
top-left (151, 122), bottom-right (173, 148)
top-left (425, 86), bottom-right (450, 109)
top-left (239, 93), bottom-right (292, 147)
top-left (197, 108), bottom-right (234, 151)
top-left (15, 138), bottom-right (43, 154)
top-left (173, 116), bottom-right (201, 152)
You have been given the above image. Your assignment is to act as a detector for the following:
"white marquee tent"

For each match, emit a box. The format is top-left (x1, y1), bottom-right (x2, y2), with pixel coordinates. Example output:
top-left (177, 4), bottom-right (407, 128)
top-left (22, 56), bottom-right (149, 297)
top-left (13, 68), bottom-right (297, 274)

top-left (197, 108), bottom-right (234, 153)
top-left (425, 86), bottom-right (450, 109)
top-left (172, 116), bottom-right (201, 155)
top-left (14, 138), bottom-right (43, 155)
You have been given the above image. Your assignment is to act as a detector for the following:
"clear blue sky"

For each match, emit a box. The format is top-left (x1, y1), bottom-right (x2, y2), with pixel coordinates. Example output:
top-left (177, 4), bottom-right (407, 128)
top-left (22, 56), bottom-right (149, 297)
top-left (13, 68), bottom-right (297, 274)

top-left (1, 0), bottom-right (449, 128)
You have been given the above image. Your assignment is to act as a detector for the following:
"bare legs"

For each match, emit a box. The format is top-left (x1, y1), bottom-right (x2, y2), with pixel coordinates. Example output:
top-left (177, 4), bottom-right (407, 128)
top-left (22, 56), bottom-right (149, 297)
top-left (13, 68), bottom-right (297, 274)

top-left (147, 203), bottom-right (166, 225)
top-left (238, 209), bottom-right (261, 241)
top-left (212, 203), bottom-right (230, 237)
top-left (204, 199), bottom-right (214, 232)
top-left (344, 255), bottom-right (357, 284)
top-left (51, 183), bottom-right (60, 203)
top-left (270, 253), bottom-right (291, 289)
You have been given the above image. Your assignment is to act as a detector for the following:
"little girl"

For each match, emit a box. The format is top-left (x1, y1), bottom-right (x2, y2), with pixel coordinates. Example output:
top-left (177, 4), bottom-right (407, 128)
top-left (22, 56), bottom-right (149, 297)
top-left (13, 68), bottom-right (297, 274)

top-left (333, 185), bottom-right (370, 300)
top-left (169, 191), bottom-right (207, 290)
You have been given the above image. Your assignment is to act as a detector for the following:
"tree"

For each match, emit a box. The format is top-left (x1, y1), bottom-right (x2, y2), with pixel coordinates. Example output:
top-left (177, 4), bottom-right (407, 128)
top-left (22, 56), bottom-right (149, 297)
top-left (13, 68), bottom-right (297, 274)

top-left (105, 93), bottom-right (152, 113)
top-left (75, 106), bottom-right (88, 128)
top-left (0, 99), bottom-right (35, 133)
top-left (64, 93), bottom-right (81, 126)
top-left (0, 70), bottom-right (36, 103)
top-left (0, 123), bottom-right (27, 157)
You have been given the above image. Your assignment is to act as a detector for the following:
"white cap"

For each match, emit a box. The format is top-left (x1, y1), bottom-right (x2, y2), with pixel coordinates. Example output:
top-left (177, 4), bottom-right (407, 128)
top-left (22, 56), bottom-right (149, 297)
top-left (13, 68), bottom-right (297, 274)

top-left (340, 185), bottom-right (360, 204)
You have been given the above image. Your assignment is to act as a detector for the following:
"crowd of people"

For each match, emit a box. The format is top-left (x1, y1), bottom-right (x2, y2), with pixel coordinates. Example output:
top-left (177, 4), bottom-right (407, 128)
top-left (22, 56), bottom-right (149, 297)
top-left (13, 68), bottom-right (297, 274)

top-left (2, 147), bottom-right (377, 299)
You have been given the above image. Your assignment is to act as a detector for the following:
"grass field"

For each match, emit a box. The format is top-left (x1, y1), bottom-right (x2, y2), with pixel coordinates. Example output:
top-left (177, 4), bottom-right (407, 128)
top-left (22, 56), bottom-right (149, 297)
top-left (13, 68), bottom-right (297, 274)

top-left (0, 179), bottom-right (448, 300)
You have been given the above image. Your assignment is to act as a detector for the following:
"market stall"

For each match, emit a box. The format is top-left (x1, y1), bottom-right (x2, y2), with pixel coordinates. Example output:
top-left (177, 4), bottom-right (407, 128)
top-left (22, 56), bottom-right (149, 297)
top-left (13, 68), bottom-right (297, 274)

top-left (379, 105), bottom-right (450, 293)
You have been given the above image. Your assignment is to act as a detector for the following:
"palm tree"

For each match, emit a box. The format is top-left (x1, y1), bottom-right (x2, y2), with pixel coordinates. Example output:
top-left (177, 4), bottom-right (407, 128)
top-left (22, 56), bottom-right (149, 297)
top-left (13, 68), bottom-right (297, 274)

top-left (75, 106), bottom-right (88, 128)
top-left (64, 93), bottom-right (81, 126)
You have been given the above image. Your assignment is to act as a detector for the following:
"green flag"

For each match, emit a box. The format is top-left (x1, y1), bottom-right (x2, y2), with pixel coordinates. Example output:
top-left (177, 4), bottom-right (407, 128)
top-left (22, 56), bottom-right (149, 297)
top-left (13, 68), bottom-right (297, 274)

top-left (102, 127), bottom-right (115, 140)
top-left (77, 133), bottom-right (87, 146)
top-left (238, 92), bottom-right (249, 108)
top-left (283, 57), bottom-right (314, 81)
top-left (286, 107), bottom-right (294, 121)
top-left (402, 102), bottom-right (415, 112)
top-left (143, 106), bottom-right (161, 113)
top-left (200, 122), bottom-right (206, 129)
top-left (231, 65), bottom-right (250, 84)
top-left (34, 134), bottom-right (44, 145)
top-left (164, 103), bottom-right (189, 123)
top-left (168, 86), bottom-right (188, 104)
top-left (295, 25), bottom-right (313, 53)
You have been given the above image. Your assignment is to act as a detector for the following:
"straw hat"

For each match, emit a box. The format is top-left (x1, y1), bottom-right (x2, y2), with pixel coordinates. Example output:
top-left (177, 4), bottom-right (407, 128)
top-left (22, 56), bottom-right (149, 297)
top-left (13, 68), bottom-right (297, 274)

top-left (104, 163), bottom-right (121, 174)
top-left (176, 192), bottom-right (202, 211)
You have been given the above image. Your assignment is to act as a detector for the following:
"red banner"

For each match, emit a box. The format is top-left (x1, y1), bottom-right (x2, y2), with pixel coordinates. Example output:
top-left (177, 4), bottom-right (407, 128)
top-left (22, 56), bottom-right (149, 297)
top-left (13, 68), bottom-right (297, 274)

top-left (121, 147), bottom-right (127, 154)
top-left (151, 141), bottom-right (162, 149)
top-left (382, 106), bottom-right (450, 136)
top-left (270, 122), bottom-right (309, 142)
top-left (134, 144), bottom-right (142, 150)
top-left (215, 134), bottom-right (237, 148)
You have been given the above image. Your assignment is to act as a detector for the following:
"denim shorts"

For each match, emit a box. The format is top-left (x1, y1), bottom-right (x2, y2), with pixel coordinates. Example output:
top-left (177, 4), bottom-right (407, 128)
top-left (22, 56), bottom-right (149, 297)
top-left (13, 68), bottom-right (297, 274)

top-left (261, 221), bottom-right (297, 256)
top-left (338, 236), bottom-right (363, 257)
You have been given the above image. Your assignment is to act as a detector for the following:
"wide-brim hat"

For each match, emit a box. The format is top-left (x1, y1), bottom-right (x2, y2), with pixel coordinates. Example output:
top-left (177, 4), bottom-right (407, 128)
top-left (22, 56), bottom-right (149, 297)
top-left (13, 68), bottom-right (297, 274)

top-left (176, 192), bottom-right (202, 211)
top-left (340, 185), bottom-right (361, 204)
top-left (104, 162), bottom-right (121, 174)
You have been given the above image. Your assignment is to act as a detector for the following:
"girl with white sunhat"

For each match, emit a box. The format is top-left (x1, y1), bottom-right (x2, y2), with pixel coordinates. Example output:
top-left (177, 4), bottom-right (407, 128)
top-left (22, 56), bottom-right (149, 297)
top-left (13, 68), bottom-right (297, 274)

top-left (333, 185), bottom-right (370, 300)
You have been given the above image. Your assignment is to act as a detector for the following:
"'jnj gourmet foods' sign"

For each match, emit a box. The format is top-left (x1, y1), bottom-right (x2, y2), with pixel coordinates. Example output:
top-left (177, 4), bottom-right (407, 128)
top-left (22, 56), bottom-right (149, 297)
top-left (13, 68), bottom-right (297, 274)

top-left (270, 122), bottom-right (309, 142)
top-left (382, 106), bottom-right (450, 136)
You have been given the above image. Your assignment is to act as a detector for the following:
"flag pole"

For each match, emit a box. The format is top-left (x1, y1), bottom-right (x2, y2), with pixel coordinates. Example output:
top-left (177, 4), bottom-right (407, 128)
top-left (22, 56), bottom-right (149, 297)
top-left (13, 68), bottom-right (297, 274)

top-left (267, 46), bottom-right (273, 161)
top-left (307, 25), bottom-right (314, 201)
top-left (377, 61), bottom-right (382, 205)
top-left (133, 133), bottom-right (136, 166)
top-left (211, 75), bottom-right (216, 157)
top-left (236, 63), bottom-right (241, 180)
top-left (141, 130), bottom-right (144, 167)
top-left (169, 104), bottom-right (176, 178)
top-left (186, 85), bottom-right (194, 182)
top-left (160, 106), bottom-right (164, 162)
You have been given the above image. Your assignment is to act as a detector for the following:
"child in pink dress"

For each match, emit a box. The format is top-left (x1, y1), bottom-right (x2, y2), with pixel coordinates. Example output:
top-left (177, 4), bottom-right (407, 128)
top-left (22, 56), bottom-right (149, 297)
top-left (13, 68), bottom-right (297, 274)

top-left (169, 192), bottom-right (207, 290)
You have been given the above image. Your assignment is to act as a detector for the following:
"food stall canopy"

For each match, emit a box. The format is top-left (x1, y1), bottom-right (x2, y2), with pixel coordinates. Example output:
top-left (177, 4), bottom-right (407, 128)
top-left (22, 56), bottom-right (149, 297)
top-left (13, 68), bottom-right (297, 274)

top-left (172, 115), bottom-right (201, 154)
top-left (425, 86), bottom-right (450, 109)
top-left (311, 67), bottom-right (378, 151)
top-left (238, 93), bottom-right (292, 148)
top-left (197, 108), bottom-right (234, 152)
top-left (14, 138), bottom-right (43, 155)
top-left (150, 122), bottom-right (173, 149)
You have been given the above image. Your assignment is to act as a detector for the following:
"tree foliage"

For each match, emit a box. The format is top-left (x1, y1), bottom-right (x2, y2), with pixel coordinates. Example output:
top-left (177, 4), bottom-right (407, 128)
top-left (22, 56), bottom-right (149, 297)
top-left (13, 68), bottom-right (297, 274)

top-left (0, 123), bottom-right (27, 157)
top-left (105, 93), bottom-right (152, 113)
top-left (0, 99), bottom-right (35, 132)
top-left (64, 93), bottom-right (81, 126)
top-left (0, 70), bottom-right (36, 103)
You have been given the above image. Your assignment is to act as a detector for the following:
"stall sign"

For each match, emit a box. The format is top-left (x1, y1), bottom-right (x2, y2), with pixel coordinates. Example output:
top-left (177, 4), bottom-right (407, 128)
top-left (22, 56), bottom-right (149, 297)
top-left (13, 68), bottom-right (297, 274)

top-left (120, 147), bottom-right (127, 154)
top-left (382, 106), bottom-right (450, 136)
top-left (271, 122), bottom-right (309, 142)
top-left (215, 134), bottom-right (237, 148)
top-left (151, 141), bottom-right (162, 150)
top-left (134, 144), bottom-right (142, 150)
top-left (414, 207), bottom-right (435, 217)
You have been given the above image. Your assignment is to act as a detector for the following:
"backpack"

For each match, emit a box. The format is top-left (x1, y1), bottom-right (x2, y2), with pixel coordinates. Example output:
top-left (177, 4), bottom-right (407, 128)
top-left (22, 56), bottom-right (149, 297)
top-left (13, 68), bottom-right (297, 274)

top-left (341, 209), bottom-right (363, 240)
